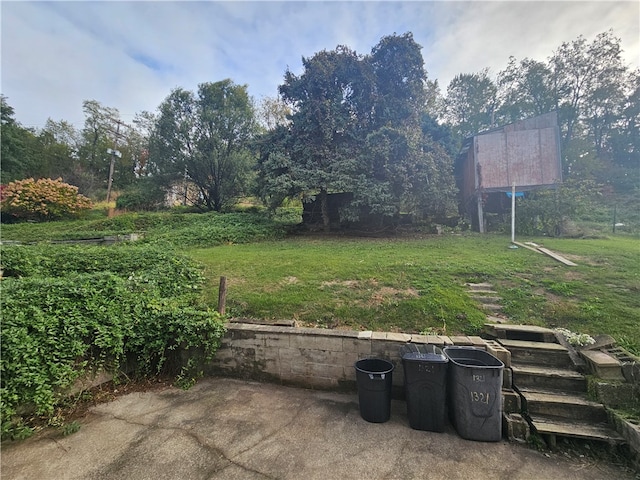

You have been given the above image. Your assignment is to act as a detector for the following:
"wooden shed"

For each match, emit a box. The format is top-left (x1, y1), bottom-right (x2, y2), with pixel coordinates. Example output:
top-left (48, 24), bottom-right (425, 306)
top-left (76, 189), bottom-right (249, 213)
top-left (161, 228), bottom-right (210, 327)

top-left (458, 112), bottom-right (562, 232)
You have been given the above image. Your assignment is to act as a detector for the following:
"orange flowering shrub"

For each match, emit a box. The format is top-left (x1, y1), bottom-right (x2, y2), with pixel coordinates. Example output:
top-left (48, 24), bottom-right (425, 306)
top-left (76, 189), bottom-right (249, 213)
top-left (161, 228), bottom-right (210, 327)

top-left (1, 178), bottom-right (93, 221)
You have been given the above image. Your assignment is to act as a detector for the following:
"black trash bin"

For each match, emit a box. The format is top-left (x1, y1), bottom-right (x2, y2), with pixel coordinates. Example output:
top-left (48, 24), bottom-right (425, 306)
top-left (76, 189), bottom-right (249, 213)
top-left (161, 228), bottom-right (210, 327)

top-left (400, 344), bottom-right (449, 432)
top-left (443, 346), bottom-right (504, 442)
top-left (354, 358), bottom-right (394, 423)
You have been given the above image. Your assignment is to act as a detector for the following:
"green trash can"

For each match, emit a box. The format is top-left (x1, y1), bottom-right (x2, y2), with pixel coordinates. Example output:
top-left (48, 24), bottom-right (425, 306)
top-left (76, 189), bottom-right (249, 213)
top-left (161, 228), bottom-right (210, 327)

top-left (444, 346), bottom-right (504, 442)
top-left (400, 344), bottom-right (448, 432)
top-left (355, 358), bottom-right (394, 423)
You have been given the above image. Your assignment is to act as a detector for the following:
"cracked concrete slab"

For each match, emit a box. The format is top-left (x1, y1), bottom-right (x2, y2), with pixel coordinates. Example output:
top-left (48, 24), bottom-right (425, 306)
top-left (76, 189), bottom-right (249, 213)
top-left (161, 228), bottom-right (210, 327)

top-left (1, 377), bottom-right (635, 480)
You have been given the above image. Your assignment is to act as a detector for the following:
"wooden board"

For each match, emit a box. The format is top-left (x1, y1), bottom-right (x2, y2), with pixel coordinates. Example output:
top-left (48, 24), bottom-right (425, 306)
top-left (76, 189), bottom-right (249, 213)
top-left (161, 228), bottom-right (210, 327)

top-left (513, 242), bottom-right (578, 266)
top-left (512, 241), bottom-right (541, 253)
top-left (536, 247), bottom-right (578, 266)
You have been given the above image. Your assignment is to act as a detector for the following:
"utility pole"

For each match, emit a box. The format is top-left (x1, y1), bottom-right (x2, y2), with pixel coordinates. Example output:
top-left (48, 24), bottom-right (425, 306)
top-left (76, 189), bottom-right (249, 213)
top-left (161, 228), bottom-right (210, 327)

top-left (105, 119), bottom-right (127, 203)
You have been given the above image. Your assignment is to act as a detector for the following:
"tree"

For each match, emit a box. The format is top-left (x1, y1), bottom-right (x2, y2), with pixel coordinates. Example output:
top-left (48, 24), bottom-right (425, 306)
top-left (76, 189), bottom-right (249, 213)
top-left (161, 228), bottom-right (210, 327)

top-left (444, 69), bottom-right (497, 139)
top-left (149, 80), bottom-right (258, 211)
top-left (259, 33), bottom-right (458, 229)
top-left (609, 72), bottom-right (640, 172)
top-left (370, 32), bottom-right (426, 129)
top-left (77, 100), bottom-right (138, 196)
top-left (36, 119), bottom-right (80, 183)
top-left (277, 45), bottom-right (368, 227)
top-left (550, 31), bottom-right (628, 159)
top-left (496, 57), bottom-right (555, 124)
top-left (0, 96), bottom-right (39, 182)
top-left (257, 95), bottom-right (291, 131)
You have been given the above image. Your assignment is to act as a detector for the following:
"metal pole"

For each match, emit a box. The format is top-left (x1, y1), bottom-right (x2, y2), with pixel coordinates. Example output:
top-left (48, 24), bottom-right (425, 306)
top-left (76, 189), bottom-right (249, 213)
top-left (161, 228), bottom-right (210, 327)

top-left (106, 120), bottom-right (125, 204)
top-left (511, 183), bottom-right (516, 243)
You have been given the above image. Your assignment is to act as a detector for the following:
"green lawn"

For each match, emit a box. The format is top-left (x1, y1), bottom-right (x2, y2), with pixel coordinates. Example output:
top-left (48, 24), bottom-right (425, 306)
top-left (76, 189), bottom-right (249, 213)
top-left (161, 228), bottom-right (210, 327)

top-left (188, 234), bottom-right (639, 353)
top-left (3, 209), bottom-right (638, 354)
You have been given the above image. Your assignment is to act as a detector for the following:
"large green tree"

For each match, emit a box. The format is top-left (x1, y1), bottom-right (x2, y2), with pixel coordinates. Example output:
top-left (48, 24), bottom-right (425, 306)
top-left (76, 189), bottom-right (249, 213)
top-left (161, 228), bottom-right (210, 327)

top-left (496, 57), bottom-right (555, 124)
top-left (149, 80), bottom-right (258, 211)
top-left (258, 33), bottom-right (458, 229)
top-left (549, 30), bottom-right (629, 174)
top-left (1, 96), bottom-right (39, 183)
top-left (443, 69), bottom-right (497, 139)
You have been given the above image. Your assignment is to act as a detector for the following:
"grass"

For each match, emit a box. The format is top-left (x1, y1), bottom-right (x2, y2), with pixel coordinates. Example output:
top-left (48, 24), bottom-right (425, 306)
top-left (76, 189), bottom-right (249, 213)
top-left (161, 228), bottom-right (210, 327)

top-left (188, 233), bottom-right (640, 353)
top-left (3, 208), bottom-right (638, 354)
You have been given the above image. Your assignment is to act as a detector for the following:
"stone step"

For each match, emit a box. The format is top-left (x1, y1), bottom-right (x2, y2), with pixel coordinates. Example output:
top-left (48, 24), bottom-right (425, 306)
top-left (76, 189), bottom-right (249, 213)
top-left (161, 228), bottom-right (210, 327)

top-left (486, 315), bottom-right (508, 324)
top-left (521, 389), bottom-right (608, 423)
top-left (498, 339), bottom-right (571, 369)
top-left (512, 365), bottom-right (586, 393)
top-left (471, 295), bottom-right (502, 303)
top-left (581, 349), bottom-right (625, 380)
top-left (528, 414), bottom-right (626, 446)
top-left (481, 304), bottom-right (503, 313)
top-left (484, 323), bottom-right (557, 343)
top-left (464, 282), bottom-right (494, 291)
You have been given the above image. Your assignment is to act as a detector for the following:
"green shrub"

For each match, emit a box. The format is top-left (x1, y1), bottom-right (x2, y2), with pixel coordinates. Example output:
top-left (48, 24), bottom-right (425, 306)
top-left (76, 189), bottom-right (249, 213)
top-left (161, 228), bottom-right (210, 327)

top-left (1, 178), bottom-right (92, 222)
top-left (115, 179), bottom-right (166, 211)
top-left (0, 209), bottom-right (301, 245)
top-left (1, 243), bottom-right (206, 298)
top-left (0, 244), bottom-right (226, 440)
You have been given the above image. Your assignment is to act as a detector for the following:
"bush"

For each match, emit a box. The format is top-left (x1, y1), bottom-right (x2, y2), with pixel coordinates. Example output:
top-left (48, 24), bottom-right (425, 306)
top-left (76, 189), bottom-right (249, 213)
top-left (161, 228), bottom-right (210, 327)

top-left (0, 244), bottom-right (226, 440)
top-left (515, 180), bottom-right (597, 236)
top-left (115, 179), bottom-right (166, 211)
top-left (1, 178), bottom-right (92, 222)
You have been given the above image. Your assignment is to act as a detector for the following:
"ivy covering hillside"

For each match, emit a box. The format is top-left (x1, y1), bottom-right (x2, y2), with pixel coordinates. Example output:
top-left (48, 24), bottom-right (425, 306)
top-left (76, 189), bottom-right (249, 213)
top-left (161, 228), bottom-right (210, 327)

top-left (0, 243), bottom-right (226, 440)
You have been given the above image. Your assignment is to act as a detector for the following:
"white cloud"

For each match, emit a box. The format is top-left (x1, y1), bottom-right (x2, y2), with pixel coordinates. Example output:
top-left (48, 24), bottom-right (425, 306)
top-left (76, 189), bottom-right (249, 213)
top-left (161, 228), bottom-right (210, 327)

top-left (2, 1), bottom-right (638, 129)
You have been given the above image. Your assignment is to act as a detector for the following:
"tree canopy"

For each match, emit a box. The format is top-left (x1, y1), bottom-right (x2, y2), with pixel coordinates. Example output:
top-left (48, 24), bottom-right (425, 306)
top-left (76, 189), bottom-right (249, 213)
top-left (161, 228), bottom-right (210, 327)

top-left (148, 80), bottom-right (257, 211)
top-left (257, 33), bottom-right (457, 229)
top-left (2, 28), bottom-right (637, 221)
top-left (442, 30), bottom-right (639, 186)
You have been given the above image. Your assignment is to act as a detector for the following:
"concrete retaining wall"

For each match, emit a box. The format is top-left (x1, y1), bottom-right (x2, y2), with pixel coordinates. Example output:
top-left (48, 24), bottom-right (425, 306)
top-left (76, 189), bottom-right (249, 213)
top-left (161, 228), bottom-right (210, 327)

top-left (207, 323), bottom-right (496, 394)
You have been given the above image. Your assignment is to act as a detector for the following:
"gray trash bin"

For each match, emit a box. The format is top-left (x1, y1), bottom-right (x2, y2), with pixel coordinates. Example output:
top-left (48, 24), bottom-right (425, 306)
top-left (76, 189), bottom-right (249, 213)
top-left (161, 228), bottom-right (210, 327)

top-left (443, 346), bottom-right (504, 442)
top-left (400, 344), bottom-right (448, 432)
top-left (355, 358), bottom-right (394, 423)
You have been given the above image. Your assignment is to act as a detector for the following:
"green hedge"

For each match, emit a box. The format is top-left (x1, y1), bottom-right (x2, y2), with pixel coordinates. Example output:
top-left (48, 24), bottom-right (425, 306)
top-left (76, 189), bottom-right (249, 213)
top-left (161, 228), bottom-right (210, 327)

top-left (0, 244), bottom-right (226, 440)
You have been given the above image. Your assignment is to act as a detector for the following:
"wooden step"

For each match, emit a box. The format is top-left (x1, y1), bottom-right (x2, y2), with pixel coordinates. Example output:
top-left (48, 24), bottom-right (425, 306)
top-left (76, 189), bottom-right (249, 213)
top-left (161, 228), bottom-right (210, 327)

top-left (498, 339), bottom-right (571, 368)
top-left (485, 324), bottom-right (557, 343)
top-left (512, 365), bottom-right (586, 393)
top-left (521, 389), bottom-right (608, 423)
top-left (529, 414), bottom-right (626, 446)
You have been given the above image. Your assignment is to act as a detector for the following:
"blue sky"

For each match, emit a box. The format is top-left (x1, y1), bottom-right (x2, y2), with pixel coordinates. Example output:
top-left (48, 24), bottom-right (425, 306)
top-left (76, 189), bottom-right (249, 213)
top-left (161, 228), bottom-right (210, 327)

top-left (2, 1), bottom-right (639, 129)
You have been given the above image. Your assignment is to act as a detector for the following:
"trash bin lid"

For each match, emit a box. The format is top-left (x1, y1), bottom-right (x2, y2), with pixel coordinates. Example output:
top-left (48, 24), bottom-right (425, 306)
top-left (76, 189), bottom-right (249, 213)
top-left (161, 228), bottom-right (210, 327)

top-left (401, 352), bottom-right (448, 363)
top-left (400, 344), bottom-right (447, 362)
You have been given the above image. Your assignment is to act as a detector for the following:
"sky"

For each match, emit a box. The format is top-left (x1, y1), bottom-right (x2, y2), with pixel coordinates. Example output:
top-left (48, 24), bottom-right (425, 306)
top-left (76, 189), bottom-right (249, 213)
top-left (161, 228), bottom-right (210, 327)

top-left (2, 1), bottom-right (639, 130)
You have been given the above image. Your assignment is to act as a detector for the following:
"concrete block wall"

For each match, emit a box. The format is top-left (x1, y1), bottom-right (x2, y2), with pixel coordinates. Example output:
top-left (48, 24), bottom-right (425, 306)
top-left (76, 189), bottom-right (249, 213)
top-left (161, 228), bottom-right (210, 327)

top-left (207, 323), bottom-right (525, 440)
top-left (208, 323), bottom-right (498, 395)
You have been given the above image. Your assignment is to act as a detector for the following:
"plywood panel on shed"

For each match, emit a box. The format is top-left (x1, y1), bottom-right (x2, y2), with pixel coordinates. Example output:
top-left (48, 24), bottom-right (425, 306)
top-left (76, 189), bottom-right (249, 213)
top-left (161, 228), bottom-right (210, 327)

top-left (507, 129), bottom-right (543, 187)
top-left (475, 133), bottom-right (508, 189)
top-left (539, 127), bottom-right (562, 185)
top-left (473, 125), bottom-right (561, 191)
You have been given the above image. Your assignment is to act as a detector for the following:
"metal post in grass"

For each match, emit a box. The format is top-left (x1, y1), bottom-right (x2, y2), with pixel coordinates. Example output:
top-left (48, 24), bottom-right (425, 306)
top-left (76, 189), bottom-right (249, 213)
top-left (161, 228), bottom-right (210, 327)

top-left (218, 276), bottom-right (227, 315)
top-left (511, 183), bottom-right (516, 243)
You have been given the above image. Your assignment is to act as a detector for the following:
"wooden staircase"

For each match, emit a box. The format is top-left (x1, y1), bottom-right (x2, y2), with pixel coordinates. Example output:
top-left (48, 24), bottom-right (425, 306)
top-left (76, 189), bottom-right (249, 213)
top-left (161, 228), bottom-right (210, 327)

top-left (485, 324), bottom-right (626, 448)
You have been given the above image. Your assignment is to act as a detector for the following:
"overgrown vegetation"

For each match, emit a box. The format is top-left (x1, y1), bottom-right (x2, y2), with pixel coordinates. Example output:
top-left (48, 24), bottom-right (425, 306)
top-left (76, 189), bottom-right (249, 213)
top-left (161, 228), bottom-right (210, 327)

top-left (0, 243), bottom-right (226, 440)
top-left (0, 208), bottom-right (300, 246)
